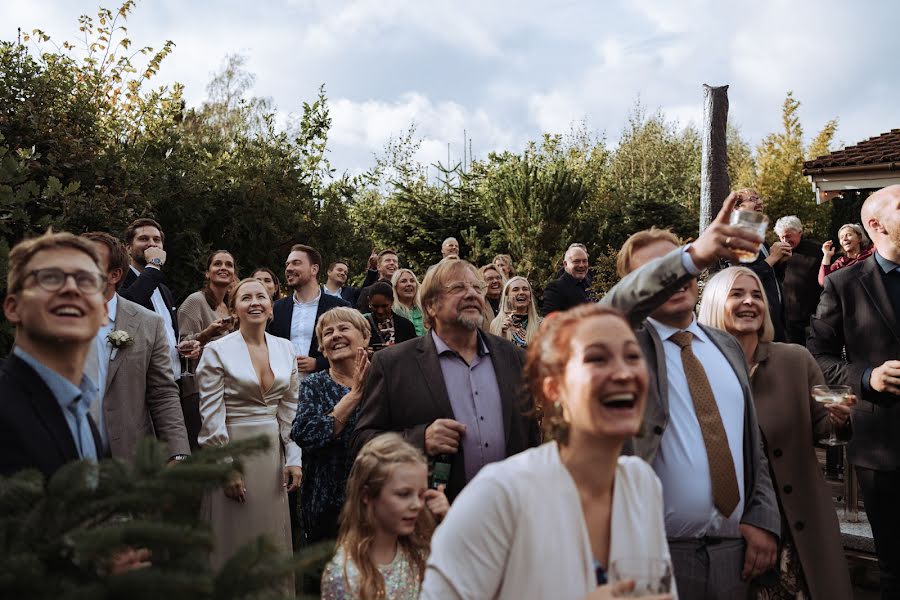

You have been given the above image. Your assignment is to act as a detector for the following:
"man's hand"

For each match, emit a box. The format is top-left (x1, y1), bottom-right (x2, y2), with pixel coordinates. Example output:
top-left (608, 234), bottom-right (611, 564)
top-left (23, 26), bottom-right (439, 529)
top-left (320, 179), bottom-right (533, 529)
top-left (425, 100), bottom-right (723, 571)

top-left (871, 360), bottom-right (900, 395)
top-left (688, 192), bottom-right (765, 270)
top-left (424, 419), bottom-right (466, 455)
top-left (765, 241), bottom-right (792, 266)
top-left (283, 466), bottom-right (302, 492)
top-left (296, 355), bottom-right (317, 373)
top-left (367, 249), bottom-right (378, 271)
top-left (224, 473), bottom-right (246, 503)
top-left (143, 247), bottom-right (167, 268)
top-left (424, 484), bottom-right (450, 521)
top-left (739, 523), bottom-right (777, 581)
top-left (177, 339), bottom-right (201, 360)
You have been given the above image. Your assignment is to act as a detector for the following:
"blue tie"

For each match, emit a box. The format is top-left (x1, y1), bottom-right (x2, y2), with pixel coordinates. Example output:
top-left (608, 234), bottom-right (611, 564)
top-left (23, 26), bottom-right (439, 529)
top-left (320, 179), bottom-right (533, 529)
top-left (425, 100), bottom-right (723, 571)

top-left (67, 395), bottom-right (98, 461)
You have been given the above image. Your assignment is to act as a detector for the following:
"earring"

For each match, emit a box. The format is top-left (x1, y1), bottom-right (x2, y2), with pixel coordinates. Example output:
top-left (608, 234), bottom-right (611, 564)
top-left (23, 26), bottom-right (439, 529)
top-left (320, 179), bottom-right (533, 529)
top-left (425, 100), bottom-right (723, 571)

top-left (547, 401), bottom-right (570, 445)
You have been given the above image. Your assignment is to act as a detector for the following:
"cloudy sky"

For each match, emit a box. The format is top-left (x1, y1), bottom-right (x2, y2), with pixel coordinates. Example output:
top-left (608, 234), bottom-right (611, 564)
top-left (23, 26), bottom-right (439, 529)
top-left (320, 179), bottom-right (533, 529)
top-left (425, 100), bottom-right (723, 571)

top-left (4, 0), bottom-right (899, 176)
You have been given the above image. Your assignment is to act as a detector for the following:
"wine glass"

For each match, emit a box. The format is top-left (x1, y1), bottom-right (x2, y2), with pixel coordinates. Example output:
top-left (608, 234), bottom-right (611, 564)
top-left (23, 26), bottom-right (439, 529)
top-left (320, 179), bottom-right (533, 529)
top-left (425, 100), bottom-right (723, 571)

top-left (177, 333), bottom-right (196, 378)
top-left (609, 558), bottom-right (672, 597)
top-left (811, 384), bottom-right (851, 446)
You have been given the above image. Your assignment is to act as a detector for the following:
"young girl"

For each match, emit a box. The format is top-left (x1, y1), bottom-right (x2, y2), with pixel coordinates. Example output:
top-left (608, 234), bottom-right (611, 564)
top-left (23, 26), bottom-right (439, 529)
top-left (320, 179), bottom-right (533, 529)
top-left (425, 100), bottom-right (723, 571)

top-left (321, 434), bottom-right (449, 600)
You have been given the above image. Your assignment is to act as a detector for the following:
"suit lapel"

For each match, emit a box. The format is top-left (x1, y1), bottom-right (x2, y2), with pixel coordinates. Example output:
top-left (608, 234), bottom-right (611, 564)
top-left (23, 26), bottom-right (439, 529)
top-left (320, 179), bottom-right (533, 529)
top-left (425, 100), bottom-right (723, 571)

top-left (859, 259), bottom-right (900, 343)
top-left (415, 335), bottom-right (454, 418)
top-left (10, 356), bottom-right (79, 463)
top-left (106, 300), bottom-right (142, 388)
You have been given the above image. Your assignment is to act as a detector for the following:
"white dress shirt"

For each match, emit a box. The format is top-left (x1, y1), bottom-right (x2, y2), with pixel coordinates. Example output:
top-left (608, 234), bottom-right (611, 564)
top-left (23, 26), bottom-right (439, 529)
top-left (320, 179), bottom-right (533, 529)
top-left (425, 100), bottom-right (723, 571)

top-left (290, 289), bottom-right (320, 359)
top-left (646, 316), bottom-right (746, 539)
top-left (130, 266), bottom-right (180, 379)
top-left (89, 294), bottom-right (118, 450)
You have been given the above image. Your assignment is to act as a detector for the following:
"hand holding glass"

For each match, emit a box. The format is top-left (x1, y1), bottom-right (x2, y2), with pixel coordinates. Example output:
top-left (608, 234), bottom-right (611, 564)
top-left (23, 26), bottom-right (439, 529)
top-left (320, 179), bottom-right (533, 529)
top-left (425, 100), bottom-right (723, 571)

top-left (609, 558), bottom-right (672, 597)
top-left (811, 384), bottom-right (851, 446)
top-left (177, 334), bottom-right (200, 377)
top-left (728, 211), bottom-right (769, 263)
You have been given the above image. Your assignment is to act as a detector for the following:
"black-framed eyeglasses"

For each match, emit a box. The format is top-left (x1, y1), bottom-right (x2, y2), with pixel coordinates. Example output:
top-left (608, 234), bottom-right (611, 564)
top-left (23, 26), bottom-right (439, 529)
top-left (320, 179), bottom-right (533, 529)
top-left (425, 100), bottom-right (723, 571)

top-left (24, 268), bottom-right (107, 294)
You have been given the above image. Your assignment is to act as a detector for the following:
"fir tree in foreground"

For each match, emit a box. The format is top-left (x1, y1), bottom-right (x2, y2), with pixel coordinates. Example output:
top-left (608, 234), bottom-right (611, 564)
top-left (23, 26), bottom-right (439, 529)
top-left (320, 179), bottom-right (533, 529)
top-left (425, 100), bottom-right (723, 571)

top-left (0, 436), bottom-right (332, 599)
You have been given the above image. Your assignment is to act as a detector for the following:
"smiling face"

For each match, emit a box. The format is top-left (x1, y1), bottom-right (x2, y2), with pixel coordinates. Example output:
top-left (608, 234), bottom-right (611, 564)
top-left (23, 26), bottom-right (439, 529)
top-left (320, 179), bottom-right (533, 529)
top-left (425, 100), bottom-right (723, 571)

top-left (328, 262), bottom-right (349, 286)
top-left (321, 319), bottom-right (369, 363)
top-left (441, 238), bottom-right (459, 258)
top-left (548, 314), bottom-right (648, 441)
top-left (252, 270), bottom-right (278, 298)
top-left (284, 250), bottom-right (318, 290)
top-left (395, 271), bottom-right (418, 303)
top-left (207, 252), bottom-right (236, 287)
top-left (366, 462), bottom-right (428, 539)
top-left (723, 274), bottom-right (766, 338)
top-left (736, 194), bottom-right (764, 213)
top-left (482, 267), bottom-right (503, 299)
top-left (231, 280), bottom-right (272, 328)
top-left (564, 247), bottom-right (589, 280)
top-left (630, 240), bottom-right (697, 328)
top-left (838, 226), bottom-right (862, 255)
top-left (378, 253), bottom-right (399, 279)
top-left (4, 247), bottom-right (107, 348)
top-left (506, 278), bottom-right (532, 313)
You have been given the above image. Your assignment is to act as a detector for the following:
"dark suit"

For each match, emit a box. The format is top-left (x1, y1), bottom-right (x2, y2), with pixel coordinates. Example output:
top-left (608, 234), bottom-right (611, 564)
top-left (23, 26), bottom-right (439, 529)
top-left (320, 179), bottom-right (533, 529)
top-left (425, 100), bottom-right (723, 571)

top-left (367, 312), bottom-right (417, 346)
top-left (0, 355), bottom-right (102, 478)
top-left (782, 237), bottom-right (823, 344)
top-left (350, 332), bottom-right (540, 501)
top-left (541, 272), bottom-right (592, 315)
top-left (808, 253), bottom-right (900, 596)
top-left (333, 269), bottom-right (378, 306)
top-left (120, 266), bottom-right (179, 339)
top-left (267, 288), bottom-right (349, 372)
top-left (723, 244), bottom-right (787, 342)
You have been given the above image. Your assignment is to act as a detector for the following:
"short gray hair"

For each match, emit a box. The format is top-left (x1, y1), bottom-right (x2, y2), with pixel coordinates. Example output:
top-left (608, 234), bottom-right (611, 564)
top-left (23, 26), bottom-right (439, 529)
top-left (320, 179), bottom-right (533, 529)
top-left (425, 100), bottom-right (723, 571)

top-left (774, 215), bottom-right (803, 236)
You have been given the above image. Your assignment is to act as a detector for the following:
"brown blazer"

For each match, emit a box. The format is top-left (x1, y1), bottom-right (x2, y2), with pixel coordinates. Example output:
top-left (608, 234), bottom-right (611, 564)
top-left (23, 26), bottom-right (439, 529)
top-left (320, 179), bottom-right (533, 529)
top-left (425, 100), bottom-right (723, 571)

top-left (750, 342), bottom-right (852, 600)
top-left (350, 331), bottom-right (540, 501)
top-left (102, 296), bottom-right (190, 459)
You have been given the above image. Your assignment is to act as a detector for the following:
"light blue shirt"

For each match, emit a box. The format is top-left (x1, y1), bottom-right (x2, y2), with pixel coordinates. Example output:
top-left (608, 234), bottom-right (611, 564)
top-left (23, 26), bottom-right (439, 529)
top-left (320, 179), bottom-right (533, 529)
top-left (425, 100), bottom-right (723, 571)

top-left (89, 294), bottom-right (118, 450)
top-left (290, 289), bottom-right (321, 371)
top-left (14, 347), bottom-right (99, 460)
top-left (646, 317), bottom-right (746, 539)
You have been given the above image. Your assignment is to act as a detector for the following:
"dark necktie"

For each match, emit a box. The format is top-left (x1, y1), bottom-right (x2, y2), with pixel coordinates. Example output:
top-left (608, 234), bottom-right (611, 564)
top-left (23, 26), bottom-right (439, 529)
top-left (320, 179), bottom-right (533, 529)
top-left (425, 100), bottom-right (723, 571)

top-left (669, 331), bottom-right (740, 517)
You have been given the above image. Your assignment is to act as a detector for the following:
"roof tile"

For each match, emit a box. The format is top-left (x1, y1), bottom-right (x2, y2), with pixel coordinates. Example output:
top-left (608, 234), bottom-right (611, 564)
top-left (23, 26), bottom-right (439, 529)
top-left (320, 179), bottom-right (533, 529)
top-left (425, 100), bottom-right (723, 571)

top-left (803, 129), bottom-right (900, 172)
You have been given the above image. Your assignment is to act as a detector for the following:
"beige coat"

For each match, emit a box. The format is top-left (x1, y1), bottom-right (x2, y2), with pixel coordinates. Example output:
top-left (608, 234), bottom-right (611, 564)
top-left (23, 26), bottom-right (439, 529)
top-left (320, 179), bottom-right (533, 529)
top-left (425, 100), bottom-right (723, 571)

top-left (750, 342), bottom-right (852, 600)
top-left (102, 296), bottom-right (190, 459)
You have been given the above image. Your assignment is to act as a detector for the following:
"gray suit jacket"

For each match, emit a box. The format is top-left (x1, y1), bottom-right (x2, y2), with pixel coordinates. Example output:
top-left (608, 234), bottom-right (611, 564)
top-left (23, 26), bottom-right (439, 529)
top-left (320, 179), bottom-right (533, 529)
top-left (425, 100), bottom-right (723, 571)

top-left (102, 295), bottom-right (190, 459)
top-left (601, 249), bottom-right (781, 537)
top-left (808, 254), bottom-right (900, 470)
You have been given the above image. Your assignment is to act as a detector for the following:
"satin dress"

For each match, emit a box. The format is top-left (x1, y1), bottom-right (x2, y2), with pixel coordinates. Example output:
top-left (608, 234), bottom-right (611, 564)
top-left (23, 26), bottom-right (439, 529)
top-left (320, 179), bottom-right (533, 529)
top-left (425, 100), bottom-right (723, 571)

top-left (197, 330), bottom-right (301, 569)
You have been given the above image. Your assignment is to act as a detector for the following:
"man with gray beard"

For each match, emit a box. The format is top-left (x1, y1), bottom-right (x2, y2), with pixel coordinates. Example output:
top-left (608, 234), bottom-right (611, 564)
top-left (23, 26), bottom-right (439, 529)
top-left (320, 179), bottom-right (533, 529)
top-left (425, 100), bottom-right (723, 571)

top-left (350, 259), bottom-right (540, 501)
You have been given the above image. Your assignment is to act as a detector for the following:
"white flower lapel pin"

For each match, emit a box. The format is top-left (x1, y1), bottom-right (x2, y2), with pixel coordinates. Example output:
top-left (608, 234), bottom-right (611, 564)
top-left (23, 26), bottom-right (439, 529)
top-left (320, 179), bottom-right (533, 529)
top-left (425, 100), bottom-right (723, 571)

top-left (106, 330), bottom-right (134, 360)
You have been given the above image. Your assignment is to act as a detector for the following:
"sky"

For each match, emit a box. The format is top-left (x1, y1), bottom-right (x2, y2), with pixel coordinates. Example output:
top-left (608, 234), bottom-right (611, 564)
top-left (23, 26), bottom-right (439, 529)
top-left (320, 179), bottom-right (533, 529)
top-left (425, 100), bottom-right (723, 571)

top-left (3, 0), bottom-right (899, 177)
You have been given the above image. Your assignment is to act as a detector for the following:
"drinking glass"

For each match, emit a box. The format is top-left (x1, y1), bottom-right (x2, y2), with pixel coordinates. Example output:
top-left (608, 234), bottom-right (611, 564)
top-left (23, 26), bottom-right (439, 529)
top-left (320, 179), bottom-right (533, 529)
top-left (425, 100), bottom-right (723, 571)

top-left (177, 333), bottom-right (196, 378)
top-left (811, 384), bottom-right (851, 446)
top-left (729, 211), bottom-right (769, 263)
top-left (609, 558), bottom-right (672, 597)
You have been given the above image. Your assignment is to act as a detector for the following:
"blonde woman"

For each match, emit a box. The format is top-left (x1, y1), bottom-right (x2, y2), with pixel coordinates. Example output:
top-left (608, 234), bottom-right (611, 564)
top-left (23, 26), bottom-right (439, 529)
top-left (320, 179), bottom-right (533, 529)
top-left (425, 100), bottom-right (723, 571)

top-left (391, 268), bottom-right (425, 336)
top-left (489, 276), bottom-right (542, 349)
top-left (698, 267), bottom-right (853, 600)
top-left (492, 254), bottom-right (515, 280)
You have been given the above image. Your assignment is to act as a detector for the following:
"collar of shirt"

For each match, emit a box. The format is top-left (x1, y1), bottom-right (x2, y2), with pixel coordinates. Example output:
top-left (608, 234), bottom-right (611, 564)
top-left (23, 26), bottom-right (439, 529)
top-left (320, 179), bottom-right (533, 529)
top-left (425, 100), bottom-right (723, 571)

top-left (322, 285), bottom-right (342, 297)
top-left (646, 316), bottom-right (711, 345)
top-left (431, 329), bottom-right (490, 358)
top-left (13, 346), bottom-right (98, 416)
top-left (293, 288), bottom-right (322, 307)
top-left (874, 251), bottom-right (900, 274)
top-left (106, 293), bottom-right (119, 325)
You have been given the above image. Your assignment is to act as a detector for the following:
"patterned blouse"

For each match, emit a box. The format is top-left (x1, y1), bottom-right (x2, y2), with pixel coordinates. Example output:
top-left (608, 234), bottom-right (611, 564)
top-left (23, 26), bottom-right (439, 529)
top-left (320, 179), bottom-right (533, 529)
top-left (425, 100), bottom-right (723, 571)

top-left (321, 545), bottom-right (421, 600)
top-left (291, 370), bottom-right (359, 543)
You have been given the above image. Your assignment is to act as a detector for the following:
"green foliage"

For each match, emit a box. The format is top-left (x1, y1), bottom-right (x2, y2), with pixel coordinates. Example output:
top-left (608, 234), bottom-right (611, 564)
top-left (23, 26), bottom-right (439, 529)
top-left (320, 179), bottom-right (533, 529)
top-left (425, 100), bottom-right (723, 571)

top-left (0, 437), bottom-right (333, 599)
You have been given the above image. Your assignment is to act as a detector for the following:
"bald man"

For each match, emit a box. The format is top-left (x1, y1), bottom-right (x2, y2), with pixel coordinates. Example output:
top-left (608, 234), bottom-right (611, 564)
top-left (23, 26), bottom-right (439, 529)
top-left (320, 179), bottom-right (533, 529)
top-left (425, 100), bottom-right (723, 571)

top-left (441, 237), bottom-right (460, 259)
top-left (809, 184), bottom-right (900, 598)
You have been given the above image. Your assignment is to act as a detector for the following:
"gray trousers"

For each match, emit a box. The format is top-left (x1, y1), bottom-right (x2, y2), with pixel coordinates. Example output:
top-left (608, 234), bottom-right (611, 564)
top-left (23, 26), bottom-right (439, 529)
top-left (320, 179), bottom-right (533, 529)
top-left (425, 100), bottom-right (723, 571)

top-left (668, 538), bottom-right (748, 600)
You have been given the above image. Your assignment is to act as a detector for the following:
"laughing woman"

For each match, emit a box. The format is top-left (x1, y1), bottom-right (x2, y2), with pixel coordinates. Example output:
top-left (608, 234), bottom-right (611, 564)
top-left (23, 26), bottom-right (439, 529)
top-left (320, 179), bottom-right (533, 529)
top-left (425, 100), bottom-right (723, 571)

top-left (422, 304), bottom-right (674, 600)
top-left (489, 276), bottom-right (542, 349)
top-left (197, 278), bottom-right (302, 569)
top-left (698, 267), bottom-right (853, 600)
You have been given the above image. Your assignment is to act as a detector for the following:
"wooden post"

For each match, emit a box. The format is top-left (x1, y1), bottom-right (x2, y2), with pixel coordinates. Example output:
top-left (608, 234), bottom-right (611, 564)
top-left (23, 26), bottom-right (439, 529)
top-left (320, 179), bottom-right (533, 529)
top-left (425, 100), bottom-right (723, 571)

top-left (700, 84), bottom-right (731, 235)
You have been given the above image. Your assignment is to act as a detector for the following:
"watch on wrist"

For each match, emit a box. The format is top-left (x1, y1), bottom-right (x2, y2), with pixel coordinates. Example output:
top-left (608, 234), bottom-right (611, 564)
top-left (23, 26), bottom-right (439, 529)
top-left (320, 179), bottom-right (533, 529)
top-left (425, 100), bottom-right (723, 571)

top-left (150, 257), bottom-right (163, 267)
top-left (169, 454), bottom-right (189, 462)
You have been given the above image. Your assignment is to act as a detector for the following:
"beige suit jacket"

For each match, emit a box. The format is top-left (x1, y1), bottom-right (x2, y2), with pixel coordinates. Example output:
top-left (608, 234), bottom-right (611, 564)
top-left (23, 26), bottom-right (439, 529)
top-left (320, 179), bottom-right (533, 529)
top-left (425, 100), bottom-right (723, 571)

top-left (103, 295), bottom-right (190, 459)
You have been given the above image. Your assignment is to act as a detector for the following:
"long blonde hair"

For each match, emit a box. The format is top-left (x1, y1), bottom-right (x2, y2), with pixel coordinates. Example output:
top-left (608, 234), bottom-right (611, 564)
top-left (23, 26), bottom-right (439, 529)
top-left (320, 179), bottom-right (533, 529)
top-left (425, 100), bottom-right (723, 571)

top-left (337, 434), bottom-right (435, 600)
top-left (490, 276), bottom-right (542, 345)
top-left (391, 268), bottom-right (422, 314)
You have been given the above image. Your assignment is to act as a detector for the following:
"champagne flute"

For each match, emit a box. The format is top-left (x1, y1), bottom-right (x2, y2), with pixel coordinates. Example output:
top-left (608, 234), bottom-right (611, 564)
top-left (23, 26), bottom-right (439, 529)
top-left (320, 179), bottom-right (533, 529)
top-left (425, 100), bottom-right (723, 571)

top-left (178, 333), bottom-right (196, 378)
top-left (811, 384), bottom-right (851, 446)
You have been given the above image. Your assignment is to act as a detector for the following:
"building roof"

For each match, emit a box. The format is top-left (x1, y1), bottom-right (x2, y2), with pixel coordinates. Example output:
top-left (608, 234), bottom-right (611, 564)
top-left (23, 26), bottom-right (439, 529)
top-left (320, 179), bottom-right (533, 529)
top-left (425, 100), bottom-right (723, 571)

top-left (803, 129), bottom-right (900, 174)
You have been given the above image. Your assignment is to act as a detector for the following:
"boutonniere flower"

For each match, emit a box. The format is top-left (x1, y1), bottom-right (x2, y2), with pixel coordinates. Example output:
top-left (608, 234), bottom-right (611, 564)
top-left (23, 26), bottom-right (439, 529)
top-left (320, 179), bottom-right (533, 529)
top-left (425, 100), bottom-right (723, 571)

top-left (107, 330), bottom-right (134, 360)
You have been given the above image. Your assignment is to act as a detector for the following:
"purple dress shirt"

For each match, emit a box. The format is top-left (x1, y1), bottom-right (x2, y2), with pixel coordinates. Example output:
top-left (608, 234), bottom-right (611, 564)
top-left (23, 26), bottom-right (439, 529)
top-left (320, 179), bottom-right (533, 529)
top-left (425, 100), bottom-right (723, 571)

top-left (431, 330), bottom-right (506, 482)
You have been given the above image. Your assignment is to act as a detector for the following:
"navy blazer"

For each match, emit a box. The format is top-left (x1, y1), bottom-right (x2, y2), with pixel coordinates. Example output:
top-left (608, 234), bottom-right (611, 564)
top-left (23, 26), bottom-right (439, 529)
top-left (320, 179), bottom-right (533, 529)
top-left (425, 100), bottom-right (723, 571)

top-left (120, 266), bottom-right (179, 339)
top-left (0, 354), bottom-right (102, 478)
top-left (267, 288), bottom-right (350, 372)
top-left (336, 269), bottom-right (378, 306)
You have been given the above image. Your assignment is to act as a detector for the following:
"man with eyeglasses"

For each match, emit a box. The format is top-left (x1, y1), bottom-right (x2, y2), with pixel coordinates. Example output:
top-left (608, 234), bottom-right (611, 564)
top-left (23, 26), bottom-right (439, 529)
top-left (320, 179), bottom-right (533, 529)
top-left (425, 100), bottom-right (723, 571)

top-left (351, 259), bottom-right (540, 501)
top-left (1, 230), bottom-right (108, 477)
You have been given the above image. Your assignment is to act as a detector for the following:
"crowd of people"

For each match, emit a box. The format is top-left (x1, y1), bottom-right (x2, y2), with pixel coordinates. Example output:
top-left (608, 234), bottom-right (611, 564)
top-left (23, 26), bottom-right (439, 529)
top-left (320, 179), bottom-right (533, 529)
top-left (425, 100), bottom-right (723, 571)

top-left (2, 184), bottom-right (899, 600)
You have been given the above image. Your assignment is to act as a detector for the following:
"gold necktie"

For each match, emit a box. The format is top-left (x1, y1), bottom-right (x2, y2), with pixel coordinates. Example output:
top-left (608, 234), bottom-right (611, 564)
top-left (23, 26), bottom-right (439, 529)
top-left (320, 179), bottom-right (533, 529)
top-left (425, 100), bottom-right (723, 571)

top-left (669, 331), bottom-right (740, 517)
